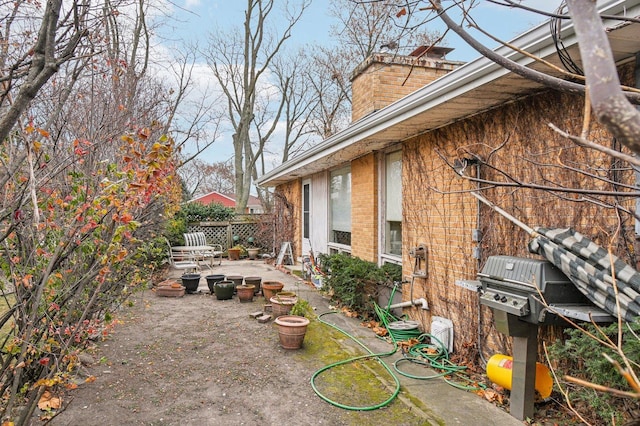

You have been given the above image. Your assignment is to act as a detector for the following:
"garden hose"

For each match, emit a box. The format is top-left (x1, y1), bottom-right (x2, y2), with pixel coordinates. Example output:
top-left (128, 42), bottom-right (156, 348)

top-left (396, 335), bottom-right (485, 391)
top-left (310, 311), bottom-right (401, 411)
top-left (379, 285), bottom-right (484, 392)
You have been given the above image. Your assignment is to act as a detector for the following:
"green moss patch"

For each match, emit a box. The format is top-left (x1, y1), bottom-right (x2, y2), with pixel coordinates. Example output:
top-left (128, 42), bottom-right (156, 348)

top-left (297, 319), bottom-right (443, 425)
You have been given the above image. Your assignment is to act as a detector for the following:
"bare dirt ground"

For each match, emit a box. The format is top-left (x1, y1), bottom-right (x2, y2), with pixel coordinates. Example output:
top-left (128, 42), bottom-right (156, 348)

top-left (44, 260), bottom-right (527, 426)
top-left (45, 261), bottom-right (438, 426)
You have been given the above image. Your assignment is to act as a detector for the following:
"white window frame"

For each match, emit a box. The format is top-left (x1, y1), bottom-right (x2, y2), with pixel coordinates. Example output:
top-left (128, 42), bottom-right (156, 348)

top-left (379, 147), bottom-right (402, 266)
top-left (328, 165), bottom-right (352, 254)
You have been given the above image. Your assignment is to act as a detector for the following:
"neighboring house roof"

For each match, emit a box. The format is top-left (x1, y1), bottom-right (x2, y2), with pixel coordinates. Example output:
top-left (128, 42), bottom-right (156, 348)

top-left (190, 191), bottom-right (236, 207)
top-left (190, 191), bottom-right (263, 209)
top-left (257, 0), bottom-right (640, 188)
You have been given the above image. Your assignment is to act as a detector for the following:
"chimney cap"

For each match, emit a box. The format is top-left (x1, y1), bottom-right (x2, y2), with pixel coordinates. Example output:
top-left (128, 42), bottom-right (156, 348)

top-left (409, 45), bottom-right (454, 59)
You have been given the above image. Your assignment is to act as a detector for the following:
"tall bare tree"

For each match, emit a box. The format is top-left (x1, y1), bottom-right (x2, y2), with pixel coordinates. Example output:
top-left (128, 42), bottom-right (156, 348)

top-left (204, 0), bottom-right (310, 213)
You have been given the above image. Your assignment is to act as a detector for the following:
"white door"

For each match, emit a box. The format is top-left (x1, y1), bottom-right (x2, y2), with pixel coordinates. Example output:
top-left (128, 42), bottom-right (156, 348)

top-left (310, 172), bottom-right (328, 257)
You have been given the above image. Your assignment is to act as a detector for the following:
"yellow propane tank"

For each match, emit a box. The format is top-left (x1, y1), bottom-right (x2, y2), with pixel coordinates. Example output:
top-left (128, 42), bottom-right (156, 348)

top-left (486, 354), bottom-right (553, 399)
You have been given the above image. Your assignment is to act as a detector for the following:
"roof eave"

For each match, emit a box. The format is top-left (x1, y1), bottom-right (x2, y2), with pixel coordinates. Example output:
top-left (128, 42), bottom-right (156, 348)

top-left (257, 0), bottom-right (640, 188)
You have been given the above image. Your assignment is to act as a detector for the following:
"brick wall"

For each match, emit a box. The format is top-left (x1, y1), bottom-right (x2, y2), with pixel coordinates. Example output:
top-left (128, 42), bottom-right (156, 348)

top-left (400, 78), bottom-right (637, 356)
top-left (275, 179), bottom-right (302, 261)
top-left (350, 153), bottom-right (378, 262)
top-left (351, 53), bottom-right (460, 122)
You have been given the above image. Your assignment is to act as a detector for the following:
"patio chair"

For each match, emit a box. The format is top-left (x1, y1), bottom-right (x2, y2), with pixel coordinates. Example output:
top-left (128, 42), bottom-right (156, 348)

top-left (165, 239), bottom-right (199, 272)
top-left (183, 232), bottom-right (223, 267)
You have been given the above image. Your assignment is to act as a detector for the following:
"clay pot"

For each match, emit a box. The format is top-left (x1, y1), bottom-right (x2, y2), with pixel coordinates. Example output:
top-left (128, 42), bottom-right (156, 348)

top-left (156, 283), bottom-right (185, 297)
top-left (214, 280), bottom-right (235, 300)
top-left (226, 275), bottom-right (244, 294)
top-left (180, 273), bottom-right (201, 294)
top-left (205, 274), bottom-right (225, 294)
top-left (274, 315), bottom-right (310, 350)
top-left (270, 294), bottom-right (297, 318)
top-left (244, 276), bottom-right (262, 295)
top-left (247, 248), bottom-right (260, 260)
top-left (237, 285), bottom-right (255, 303)
top-left (261, 280), bottom-right (284, 300)
top-left (228, 248), bottom-right (241, 260)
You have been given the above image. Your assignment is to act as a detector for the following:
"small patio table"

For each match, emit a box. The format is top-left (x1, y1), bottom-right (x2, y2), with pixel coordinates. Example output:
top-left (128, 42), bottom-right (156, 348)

top-left (171, 245), bottom-right (220, 270)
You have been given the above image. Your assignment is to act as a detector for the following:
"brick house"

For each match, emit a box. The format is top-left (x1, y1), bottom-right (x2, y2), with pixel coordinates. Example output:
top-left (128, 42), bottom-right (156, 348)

top-left (256, 1), bottom-right (640, 357)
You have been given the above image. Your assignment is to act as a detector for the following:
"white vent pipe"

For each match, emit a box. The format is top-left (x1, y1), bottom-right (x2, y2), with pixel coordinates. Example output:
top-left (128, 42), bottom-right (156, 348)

top-left (388, 298), bottom-right (429, 310)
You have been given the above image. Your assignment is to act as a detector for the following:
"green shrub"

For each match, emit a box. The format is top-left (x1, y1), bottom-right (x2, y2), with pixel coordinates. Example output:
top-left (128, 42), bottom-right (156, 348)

top-left (164, 217), bottom-right (188, 245)
top-left (164, 202), bottom-right (236, 245)
top-left (548, 322), bottom-right (640, 424)
top-left (133, 237), bottom-right (169, 271)
top-left (320, 253), bottom-right (399, 318)
top-left (178, 202), bottom-right (235, 223)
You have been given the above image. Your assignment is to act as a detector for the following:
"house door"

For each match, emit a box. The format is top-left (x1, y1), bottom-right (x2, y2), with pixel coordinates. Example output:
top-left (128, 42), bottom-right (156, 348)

top-left (302, 179), bottom-right (312, 258)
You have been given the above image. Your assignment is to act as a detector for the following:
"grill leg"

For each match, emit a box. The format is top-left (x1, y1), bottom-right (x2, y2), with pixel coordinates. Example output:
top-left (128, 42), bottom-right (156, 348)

top-left (510, 323), bottom-right (538, 421)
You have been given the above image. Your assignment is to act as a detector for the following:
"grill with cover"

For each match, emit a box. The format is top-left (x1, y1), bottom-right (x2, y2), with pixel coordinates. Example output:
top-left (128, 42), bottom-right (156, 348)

top-left (478, 255), bottom-right (612, 327)
top-left (477, 255), bottom-right (612, 421)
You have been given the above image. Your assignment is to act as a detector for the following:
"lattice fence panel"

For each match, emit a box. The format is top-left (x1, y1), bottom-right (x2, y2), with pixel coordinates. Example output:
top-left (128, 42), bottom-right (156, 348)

top-left (230, 222), bottom-right (258, 246)
top-left (187, 221), bottom-right (260, 249)
top-left (187, 224), bottom-right (228, 248)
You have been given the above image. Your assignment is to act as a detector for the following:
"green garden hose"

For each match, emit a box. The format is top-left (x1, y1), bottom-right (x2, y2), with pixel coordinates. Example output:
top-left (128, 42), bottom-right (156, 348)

top-left (310, 311), bottom-right (401, 411)
top-left (379, 286), bottom-right (485, 392)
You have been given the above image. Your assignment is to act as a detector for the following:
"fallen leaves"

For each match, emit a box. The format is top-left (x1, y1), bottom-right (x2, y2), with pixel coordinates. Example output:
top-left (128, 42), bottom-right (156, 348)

top-left (477, 388), bottom-right (505, 405)
top-left (37, 390), bottom-right (62, 410)
top-left (341, 307), bottom-right (358, 318)
top-left (361, 319), bottom-right (388, 337)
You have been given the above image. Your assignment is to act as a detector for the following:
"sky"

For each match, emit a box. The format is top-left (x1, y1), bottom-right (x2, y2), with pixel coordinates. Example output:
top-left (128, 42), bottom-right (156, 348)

top-left (156, 1), bottom-right (563, 170)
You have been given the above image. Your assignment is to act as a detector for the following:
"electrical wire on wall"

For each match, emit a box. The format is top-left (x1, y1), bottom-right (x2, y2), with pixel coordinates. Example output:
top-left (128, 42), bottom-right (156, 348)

top-left (550, 2), bottom-right (584, 76)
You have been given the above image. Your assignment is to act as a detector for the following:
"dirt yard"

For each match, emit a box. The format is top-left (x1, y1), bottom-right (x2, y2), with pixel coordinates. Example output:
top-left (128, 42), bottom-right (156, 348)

top-left (46, 261), bottom-right (440, 426)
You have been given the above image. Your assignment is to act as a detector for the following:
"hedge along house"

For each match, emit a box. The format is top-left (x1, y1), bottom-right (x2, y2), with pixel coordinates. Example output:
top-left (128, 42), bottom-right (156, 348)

top-left (257, 0), bottom-right (640, 359)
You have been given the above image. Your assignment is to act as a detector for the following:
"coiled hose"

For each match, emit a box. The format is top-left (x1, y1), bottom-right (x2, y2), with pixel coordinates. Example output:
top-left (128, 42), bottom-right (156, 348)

top-left (377, 285), bottom-right (484, 391)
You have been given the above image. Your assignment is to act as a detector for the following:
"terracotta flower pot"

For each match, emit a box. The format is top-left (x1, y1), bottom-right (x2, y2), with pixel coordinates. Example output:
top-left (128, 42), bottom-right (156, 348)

top-left (261, 280), bottom-right (284, 300)
top-left (156, 282), bottom-right (185, 297)
top-left (228, 248), bottom-right (241, 260)
top-left (237, 284), bottom-right (255, 303)
top-left (270, 294), bottom-right (297, 317)
top-left (274, 315), bottom-right (310, 350)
